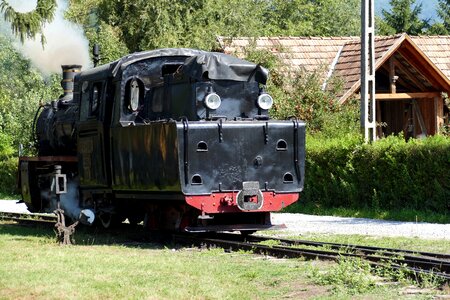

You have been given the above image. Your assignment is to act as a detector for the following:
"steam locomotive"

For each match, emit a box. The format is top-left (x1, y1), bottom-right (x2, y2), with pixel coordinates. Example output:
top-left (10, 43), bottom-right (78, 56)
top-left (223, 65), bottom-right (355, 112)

top-left (18, 48), bottom-right (305, 233)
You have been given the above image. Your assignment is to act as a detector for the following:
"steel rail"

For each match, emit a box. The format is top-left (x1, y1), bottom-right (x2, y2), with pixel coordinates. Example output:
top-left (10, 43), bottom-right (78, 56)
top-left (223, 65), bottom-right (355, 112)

top-left (0, 211), bottom-right (57, 224)
top-left (216, 233), bottom-right (450, 274)
top-left (173, 233), bottom-right (450, 282)
top-left (212, 233), bottom-right (450, 260)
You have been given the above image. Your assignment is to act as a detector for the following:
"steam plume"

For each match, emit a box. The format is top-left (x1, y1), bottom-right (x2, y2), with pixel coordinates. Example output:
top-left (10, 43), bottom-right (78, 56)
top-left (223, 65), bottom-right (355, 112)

top-left (2, 0), bottom-right (92, 75)
top-left (41, 177), bottom-right (95, 225)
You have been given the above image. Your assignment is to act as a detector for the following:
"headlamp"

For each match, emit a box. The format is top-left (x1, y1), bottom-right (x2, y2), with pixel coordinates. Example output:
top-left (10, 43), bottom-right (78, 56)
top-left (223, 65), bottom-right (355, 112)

top-left (204, 93), bottom-right (221, 110)
top-left (257, 93), bottom-right (273, 110)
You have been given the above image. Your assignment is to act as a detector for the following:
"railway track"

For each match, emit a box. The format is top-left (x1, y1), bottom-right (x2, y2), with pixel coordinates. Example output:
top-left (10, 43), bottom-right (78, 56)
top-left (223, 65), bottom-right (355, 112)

top-left (172, 232), bottom-right (450, 282)
top-left (2, 211), bottom-right (449, 282)
top-left (0, 211), bottom-right (57, 225)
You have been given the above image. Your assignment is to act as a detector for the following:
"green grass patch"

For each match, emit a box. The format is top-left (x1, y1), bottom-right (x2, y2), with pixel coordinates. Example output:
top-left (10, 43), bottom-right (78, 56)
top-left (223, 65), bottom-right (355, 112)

top-left (0, 222), bottom-right (325, 299)
top-left (0, 222), bottom-right (447, 299)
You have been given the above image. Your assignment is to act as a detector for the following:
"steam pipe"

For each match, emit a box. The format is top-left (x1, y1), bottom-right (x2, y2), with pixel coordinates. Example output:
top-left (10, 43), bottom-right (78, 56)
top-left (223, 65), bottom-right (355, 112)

top-left (93, 44), bottom-right (100, 67)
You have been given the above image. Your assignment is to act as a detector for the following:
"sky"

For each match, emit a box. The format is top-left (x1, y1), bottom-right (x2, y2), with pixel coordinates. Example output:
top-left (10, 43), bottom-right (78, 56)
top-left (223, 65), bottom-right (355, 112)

top-left (375, 0), bottom-right (440, 22)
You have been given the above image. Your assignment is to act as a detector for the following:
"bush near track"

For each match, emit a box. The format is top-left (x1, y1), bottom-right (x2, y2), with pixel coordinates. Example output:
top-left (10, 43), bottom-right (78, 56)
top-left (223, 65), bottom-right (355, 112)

top-left (287, 134), bottom-right (450, 213)
top-left (0, 133), bottom-right (17, 197)
top-left (0, 158), bottom-right (17, 197)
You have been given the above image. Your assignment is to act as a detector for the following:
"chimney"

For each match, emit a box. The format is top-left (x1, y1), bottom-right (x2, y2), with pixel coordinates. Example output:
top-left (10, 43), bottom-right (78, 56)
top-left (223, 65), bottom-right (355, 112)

top-left (60, 65), bottom-right (82, 101)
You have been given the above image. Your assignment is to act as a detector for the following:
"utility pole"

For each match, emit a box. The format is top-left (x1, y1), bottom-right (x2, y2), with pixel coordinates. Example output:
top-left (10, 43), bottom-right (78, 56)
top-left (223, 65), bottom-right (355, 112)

top-left (361, 0), bottom-right (377, 142)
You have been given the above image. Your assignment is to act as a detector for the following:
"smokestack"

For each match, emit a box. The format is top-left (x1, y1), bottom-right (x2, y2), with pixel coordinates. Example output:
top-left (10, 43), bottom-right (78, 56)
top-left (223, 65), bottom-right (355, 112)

top-left (93, 44), bottom-right (100, 67)
top-left (60, 65), bottom-right (82, 101)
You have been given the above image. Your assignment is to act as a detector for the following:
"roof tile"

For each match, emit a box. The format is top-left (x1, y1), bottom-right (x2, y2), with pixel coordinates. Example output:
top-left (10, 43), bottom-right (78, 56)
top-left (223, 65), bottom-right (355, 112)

top-left (217, 34), bottom-right (450, 101)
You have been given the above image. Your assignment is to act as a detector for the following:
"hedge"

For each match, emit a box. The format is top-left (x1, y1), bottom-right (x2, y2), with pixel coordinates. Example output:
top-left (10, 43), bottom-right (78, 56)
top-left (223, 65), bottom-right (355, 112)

top-left (291, 134), bottom-right (450, 213)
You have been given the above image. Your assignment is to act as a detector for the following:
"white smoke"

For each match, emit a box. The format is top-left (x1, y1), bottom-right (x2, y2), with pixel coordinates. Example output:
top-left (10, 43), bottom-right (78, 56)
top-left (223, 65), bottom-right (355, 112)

top-left (41, 176), bottom-right (95, 225)
top-left (2, 0), bottom-right (92, 75)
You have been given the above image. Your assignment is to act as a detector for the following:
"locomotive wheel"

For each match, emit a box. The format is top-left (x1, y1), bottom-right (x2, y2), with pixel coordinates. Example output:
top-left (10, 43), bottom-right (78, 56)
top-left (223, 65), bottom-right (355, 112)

top-left (240, 230), bottom-right (256, 236)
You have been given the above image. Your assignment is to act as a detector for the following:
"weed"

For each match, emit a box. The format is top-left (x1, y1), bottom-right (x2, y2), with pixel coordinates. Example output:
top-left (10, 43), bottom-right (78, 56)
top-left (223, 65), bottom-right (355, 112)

top-left (258, 239), bottom-right (281, 248)
top-left (374, 257), bottom-right (411, 283)
top-left (309, 256), bottom-right (376, 295)
top-left (416, 271), bottom-right (446, 289)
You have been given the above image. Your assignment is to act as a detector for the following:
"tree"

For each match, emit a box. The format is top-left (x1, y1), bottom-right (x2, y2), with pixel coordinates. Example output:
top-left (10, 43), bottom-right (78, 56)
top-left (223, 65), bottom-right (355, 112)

top-left (94, 0), bottom-right (269, 52)
top-left (64, 0), bottom-right (129, 63)
top-left (0, 0), bottom-right (56, 45)
top-left (377, 0), bottom-right (429, 35)
top-left (435, 0), bottom-right (450, 33)
top-left (0, 35), bottom-right (60, 154)
top-left (66, 0), bottom-right (361, 54)
top-left (308, 0), bottom-right (361, 36)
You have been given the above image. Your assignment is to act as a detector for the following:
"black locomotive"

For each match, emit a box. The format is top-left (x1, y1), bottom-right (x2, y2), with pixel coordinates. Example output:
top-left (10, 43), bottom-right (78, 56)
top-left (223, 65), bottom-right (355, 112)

top-left (19, 48), bottom-right (305, 232)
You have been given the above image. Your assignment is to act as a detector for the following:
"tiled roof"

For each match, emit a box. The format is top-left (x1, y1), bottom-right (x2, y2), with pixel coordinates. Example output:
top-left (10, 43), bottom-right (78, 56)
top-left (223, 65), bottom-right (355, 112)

top-left (217, 36), bottom-right (358, 72)
top-left (410, 36), bottom-right (450, 79)
top-left (218, 34), bottom-right (450, 102)
top-left (334, 35), bottom-right (404, 100)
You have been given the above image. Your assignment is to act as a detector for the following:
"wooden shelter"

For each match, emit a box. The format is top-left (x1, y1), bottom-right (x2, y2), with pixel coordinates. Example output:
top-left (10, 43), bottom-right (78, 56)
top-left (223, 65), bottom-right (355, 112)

top-left (218, 34), bottom-right (450, 138)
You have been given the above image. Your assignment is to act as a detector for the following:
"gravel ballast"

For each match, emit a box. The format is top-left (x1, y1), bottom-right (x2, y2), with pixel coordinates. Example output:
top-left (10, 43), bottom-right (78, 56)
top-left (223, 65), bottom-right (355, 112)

top-left (271, 213), bottom-right (450, 240)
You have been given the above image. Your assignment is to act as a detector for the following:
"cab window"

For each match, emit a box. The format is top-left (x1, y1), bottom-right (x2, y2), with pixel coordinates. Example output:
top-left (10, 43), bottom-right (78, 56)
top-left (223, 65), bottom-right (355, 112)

top-left (91, 82), bottom-right (102, 116)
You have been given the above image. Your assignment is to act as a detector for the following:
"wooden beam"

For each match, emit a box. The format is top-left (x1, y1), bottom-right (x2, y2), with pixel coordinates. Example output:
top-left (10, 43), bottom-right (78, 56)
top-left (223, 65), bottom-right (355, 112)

top-left (392, 58), bottom-right (428, 91)
top-left (398, 45), bottom-right (447, 90)
top-left (374, 92), bottom-right (441, 100)
top-left (381, 64), bottom-right (415, 91)
top-left (389, 57), bottom-right (397, 93)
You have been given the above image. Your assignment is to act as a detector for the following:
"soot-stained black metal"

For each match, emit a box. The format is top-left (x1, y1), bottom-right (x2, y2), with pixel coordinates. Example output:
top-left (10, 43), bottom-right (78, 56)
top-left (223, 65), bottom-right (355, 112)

top-left (35, 65), bottom-right (81, 156)
top-left (34, 48), bottom-right (305, 204)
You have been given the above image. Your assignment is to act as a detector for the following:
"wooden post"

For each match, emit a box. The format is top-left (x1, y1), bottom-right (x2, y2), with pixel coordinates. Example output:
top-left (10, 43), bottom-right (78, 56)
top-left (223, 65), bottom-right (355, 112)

top-left (412, 99), bottom-right (427, 137)
top-left (435, 95), bottom-right (444, 133)
top-left (389, 57), bottom-right (397, 94)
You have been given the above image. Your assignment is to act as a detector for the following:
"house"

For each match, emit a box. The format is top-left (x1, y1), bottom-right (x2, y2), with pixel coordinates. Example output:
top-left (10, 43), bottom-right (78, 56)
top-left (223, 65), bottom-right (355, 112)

top-left (218, 34), bottom-right (450, 138)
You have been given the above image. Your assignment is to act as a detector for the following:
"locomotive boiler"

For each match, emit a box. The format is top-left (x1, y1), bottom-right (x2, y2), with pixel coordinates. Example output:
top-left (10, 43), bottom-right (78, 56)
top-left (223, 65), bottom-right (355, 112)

top-left (19, 48), bottom-right (306, 233)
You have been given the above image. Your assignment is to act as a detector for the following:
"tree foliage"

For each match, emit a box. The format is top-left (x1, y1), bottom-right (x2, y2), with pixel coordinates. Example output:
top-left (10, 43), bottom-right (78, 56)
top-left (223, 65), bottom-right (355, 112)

top-left (243, 47), bottom-right (359, 136)
top-left (0, 35), bottom-right (60, 155)
top-left (66, 0), bottom-right (361, 53)
top-left (0, 0), bottom-right (56, 45)
top-left (64, 0), bottom-right (129, 63)
top-left (432, 0), bottom-right (450, 34)
top-left (377, 0), bottom-right (429, 35)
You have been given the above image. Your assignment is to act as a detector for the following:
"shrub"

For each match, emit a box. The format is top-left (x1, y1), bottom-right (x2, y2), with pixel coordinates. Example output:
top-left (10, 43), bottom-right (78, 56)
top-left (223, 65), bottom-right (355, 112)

top-left (289, 134), bottom-right (450, 213)
top-left (242, 47), bottom-right (359, 137)
top-left (0, 156), bottom-right (18, 196)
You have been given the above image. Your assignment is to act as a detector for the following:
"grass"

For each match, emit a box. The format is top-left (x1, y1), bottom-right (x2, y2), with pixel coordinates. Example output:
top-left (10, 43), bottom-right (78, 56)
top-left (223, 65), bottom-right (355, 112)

top-left (0, 221), bottom-right (448, 299)
top-left (284, 202), bottom-right (450, 224)
top-left (0, 222), bottom-right (325, 299)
